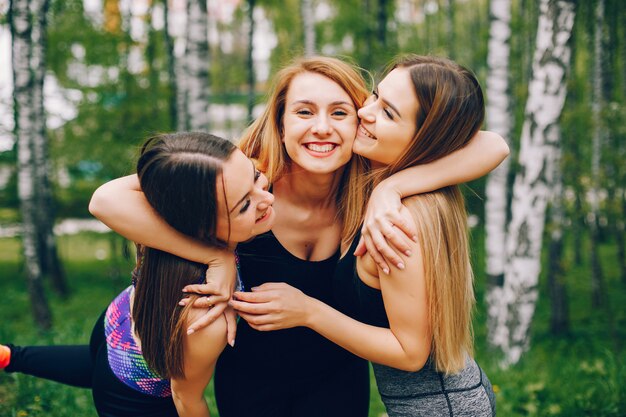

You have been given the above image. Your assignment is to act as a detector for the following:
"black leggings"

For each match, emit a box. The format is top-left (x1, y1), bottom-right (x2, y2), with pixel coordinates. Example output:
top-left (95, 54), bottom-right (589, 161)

top-left (215, 354), bottom-right (370, 417)
top-left (5, 310), bottom-right (178, 417)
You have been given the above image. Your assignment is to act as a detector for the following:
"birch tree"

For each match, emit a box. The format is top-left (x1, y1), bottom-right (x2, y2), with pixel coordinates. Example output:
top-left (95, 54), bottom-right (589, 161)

top-left (10, 0), bottom-right (53, 329)
top-left (494, 0), bottom-right (576, 366)
top-left (301, 0), bottom-right (315, 56)
top-left (247, 0), bottom-right (256, 123)
top-left (163, 0), bottom-right (177, 130)
top-left (589, 0), bottom-right (606, 307)
top-left (484, 0), bottom-right (513, 347)
top-left (547, 143), bottom-right (568, 335)
top-left (180, 0), bottom-right (210, 131)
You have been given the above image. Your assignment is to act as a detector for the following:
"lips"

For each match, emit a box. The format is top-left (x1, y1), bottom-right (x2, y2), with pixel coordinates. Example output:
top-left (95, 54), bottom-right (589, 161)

top-left (255, 206), bottom-right (272, 223)
top-left (304, 143), bottom-right (337, 153)
top-left (358, 124), bottom-right (376, 140)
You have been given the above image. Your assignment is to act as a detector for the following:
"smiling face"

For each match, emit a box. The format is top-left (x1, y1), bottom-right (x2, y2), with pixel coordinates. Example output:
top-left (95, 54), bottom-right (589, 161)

top-left (353, 68), bottom-right (420, 167)
top-left (281, 71), bottom-right (358, 175)
top-left (215, 149), bottom-right (275, 243)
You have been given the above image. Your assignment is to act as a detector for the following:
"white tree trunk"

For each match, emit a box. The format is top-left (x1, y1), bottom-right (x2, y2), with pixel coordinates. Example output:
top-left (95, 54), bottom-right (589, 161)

top-left (496, 0), bottom-right (575, 366)
top-left (301, 0), bottom-right (315, 56)
top-left (247, 0), bottom-right (256, 123)
top-left (11, 0), bottom-right (52, 329)
top-left (184, 0), bottom-right (210, 131)
top-left (484, 0), bottom-right (513, 349)
top-left (589, 0), bottom-right (605, 307)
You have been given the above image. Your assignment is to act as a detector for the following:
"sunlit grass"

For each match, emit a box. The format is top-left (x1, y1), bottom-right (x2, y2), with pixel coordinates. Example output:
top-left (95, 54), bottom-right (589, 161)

top-left (1, 231), bottom-right (624, 416)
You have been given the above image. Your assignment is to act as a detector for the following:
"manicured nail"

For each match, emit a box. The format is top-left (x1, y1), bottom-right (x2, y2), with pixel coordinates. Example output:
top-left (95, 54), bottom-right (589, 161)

top-left (397, 262), bottom-right (405, 270)
top-left (405, 250), bottom-right (411, 256)
top-left (412, 235), bottom-right (418, 242)
top-left (383, 267), bottom-right (390, 274)
top-left (179, 301), bottom-right (185, 306)
top-left (229, 339), bottom-right (235, 347)
top-left (187, 328), bottom-right (195, 335)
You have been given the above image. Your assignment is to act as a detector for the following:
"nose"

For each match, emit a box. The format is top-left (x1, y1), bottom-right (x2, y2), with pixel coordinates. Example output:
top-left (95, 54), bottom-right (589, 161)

top-left (257, 189), bottom-right (274, 211)
top-left (311, 114), bottom-right (332, 136)
top-left (357, 102), bottom-right (375, 122)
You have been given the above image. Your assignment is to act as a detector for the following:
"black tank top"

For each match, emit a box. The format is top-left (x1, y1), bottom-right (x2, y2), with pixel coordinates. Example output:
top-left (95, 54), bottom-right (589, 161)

top-left (217, 231), bottom-right (360, 382)
top-left (332, 234), bottom-right (389, 328)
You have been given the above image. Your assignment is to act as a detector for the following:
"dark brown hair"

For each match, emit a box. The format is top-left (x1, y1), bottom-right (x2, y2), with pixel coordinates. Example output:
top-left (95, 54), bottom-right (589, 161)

top-left (132, 132), bottom-right (236, 378)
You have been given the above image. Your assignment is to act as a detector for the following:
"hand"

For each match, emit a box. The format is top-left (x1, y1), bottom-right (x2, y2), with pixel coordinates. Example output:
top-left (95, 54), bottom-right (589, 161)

top-left (181, 252), bottom-right (237, 334)
top-left (229, 283), bottom-right (312, 331)
top-left (356, 182), bottom-right (417, 273)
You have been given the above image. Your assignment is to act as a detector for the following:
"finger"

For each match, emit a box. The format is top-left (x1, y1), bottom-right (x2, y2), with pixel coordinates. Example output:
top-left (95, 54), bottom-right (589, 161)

top-left (353, 237), bottom-right (367, 256)
top-left (230, 299), bottom-right (273, 315)
top-left (396, 206), bottom-right (419, 242)
top-left (233, 290), bottom-right (277, 303)
top-left (370, 230), bottom-right (405, 270)
top-left (363, 233), bottom-right (390, 274)
top-left (188, 296), bottom-right (215, 309)
top-left (224, 308), bottom-right (237, 347)
top-left (379, 225), bottom-right (412, 257)
top-left (247, 323), bottom-right (276, 332)
top-left (182, 283), bottom-right (222, 296)
top-left (250, 282), bottom-right (286, 291)
top-left (187, 302), bottom-right (227, 335)
top-left (237, 312), bottom-right (274, 326)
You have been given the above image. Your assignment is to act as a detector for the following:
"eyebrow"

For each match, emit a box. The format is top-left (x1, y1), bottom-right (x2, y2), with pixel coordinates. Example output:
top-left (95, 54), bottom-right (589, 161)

top-left (291, 99), bottom-right (353, 107)
top-left (228, 159), bottom-right (256, 214)
top-left (375, 87), bottom-right (402, 118)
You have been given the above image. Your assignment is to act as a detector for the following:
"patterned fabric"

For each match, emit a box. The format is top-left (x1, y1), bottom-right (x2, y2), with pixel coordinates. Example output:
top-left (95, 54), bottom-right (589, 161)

top-left (104, 286), bottom-right (172, 398)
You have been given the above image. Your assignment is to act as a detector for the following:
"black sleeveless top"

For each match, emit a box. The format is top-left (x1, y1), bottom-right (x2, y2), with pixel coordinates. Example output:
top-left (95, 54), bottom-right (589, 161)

top-left (332, 234), bottom-right (389, 328)
top-left (216, 231), bottom-right (362, 382)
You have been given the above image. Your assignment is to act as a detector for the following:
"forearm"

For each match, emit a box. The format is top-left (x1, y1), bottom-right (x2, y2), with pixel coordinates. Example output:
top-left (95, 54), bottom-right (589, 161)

top-left (172, 394), bottom-right (211, 417)
top-left (380, 130), bottom-right (510, 197)
top-left (89, 175), bottom-right (220, 264)
top-left (306, 298), bottom-right (428, 372)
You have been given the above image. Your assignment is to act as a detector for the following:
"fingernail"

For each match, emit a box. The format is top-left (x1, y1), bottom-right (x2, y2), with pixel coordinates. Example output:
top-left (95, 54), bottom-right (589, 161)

top-left (397, 262), bottom-right (405, 270)
top-left (405, 250), bottom-right (411, 256)
top-left (383, 267), bottom-right (389, 274)
top-left (251, 286), bottom-right (259, 291)
top-left (187, 328), bottom-right (195, 335)
top-left (179, 301), bottom-right (185, 306)
top-left (229, 339), bottom-right (235, 347)
top-left (412, 235), bottom-right (418, 242)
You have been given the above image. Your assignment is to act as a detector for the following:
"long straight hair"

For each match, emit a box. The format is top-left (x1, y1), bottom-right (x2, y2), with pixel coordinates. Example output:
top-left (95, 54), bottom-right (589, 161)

top-left (238, 56), bottom-right (370, 239)
top-left (132, 132), bottom-right (236, 379)
top-left (354, 55), bottom-right (485, 373)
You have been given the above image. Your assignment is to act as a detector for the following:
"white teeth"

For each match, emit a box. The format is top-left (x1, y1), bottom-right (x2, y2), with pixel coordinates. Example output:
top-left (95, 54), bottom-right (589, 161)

top-left (305, 143), bottom-right (336, 153)
top-left (359, 125), bottom-right (376, 139)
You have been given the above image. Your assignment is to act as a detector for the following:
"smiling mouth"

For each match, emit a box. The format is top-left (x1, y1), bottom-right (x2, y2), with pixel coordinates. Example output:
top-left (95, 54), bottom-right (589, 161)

top-left (304, 143), bottom-right (337, 153)
top-left (358, 125), bottom-right (376, 140)
top-left (256, 207), bottom-right (271, 223)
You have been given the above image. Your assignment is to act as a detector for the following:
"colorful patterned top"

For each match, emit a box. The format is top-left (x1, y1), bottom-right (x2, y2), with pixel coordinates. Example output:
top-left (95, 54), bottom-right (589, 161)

top-left (104, 286), bottom-right (172, 397)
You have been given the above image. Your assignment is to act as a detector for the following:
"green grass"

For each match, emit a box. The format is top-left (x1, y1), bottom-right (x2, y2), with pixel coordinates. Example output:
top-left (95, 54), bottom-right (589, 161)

top-left (1, 231), bottom-right (625, 416)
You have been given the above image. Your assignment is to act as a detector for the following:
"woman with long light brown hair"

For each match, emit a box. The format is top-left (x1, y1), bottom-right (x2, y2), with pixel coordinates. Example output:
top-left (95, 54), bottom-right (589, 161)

top-left (88, 55), bottom-right (507, 416)
top-left (232, 55), bottom-right (498, 416)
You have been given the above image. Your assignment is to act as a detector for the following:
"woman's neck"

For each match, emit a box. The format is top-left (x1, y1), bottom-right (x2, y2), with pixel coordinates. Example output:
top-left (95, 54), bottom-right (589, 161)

top-left (275, 164), bottom-right (344, 209)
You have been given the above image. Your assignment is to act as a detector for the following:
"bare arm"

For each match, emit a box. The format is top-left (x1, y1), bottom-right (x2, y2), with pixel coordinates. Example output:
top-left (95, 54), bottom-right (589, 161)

top-left (90, 175), bottom-right (237, 338)
top-left (359, 130), bottom-right (510, 272)
top-left (170, 313), bottom-right (227, 417)
top-left (231, 228), bottom-right (430, 371)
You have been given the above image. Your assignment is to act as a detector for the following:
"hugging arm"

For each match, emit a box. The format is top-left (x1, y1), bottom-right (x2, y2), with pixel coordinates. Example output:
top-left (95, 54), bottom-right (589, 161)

top-left (171, 314), bottom-right (228, 417)
top-left (89, 175), bottom-right (237, 338)
top-left (359, 130), bottom-right (509, 272)
top-left (231, 229), bottom-right (430, 371)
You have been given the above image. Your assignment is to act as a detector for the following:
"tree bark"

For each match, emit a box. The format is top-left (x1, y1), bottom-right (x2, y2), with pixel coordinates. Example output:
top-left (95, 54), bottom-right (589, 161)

top-left (10, 0), bottom-right (53, 329)
top-left (247, 0), bottom-right (256, 124)
top-left (183, 0), bottom-right (210, 131)
top-left (495, 0), bottom-right (576, 367)
top-left (443, 0), bottom-right (455, 58)
top-left (590, 0), bottom-right (606, 308)
top-left (301, 0), bottom-right (315, 56)
top-left (484, 0), bottom-right (513, 350)
top-left (547, 143), bottom-right (569, 335)
top-left (163, 0), bottom-right (177, 131)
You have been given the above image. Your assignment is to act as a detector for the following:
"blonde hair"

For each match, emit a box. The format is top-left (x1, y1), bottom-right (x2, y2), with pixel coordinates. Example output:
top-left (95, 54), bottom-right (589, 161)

top-left (238, 56), bottom-right (370, 238)
top-left (344, 55), bottom-right (485, 372)
top-left (404, 187), bottom-right (474, 374)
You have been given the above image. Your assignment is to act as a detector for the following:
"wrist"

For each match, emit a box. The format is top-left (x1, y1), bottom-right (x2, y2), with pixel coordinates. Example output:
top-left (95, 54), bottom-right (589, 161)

top-left (303, 296), bottom-right (323, 329)
top-left (375, 177), bottom-right (403, 198)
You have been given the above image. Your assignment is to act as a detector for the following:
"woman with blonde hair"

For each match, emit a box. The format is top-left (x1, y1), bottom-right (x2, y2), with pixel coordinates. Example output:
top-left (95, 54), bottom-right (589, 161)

top-left (232, 55), bottom-right (498, 416)
top-left (89, 55), bottom-right (507, 416)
